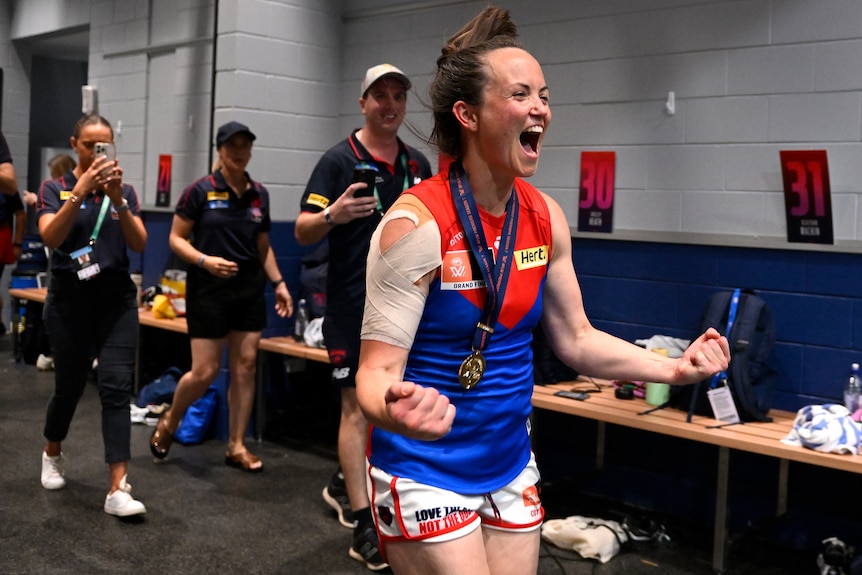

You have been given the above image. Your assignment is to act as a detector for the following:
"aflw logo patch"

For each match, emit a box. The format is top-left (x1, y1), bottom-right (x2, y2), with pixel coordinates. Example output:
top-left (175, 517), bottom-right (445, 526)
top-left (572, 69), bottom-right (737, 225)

top-left (441, 250), bottom-right (485, 291)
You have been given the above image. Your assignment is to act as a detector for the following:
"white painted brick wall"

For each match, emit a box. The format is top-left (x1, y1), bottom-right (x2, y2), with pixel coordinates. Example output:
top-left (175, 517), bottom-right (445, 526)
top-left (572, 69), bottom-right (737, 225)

top-left (4, 0), bottom-right (862, 243)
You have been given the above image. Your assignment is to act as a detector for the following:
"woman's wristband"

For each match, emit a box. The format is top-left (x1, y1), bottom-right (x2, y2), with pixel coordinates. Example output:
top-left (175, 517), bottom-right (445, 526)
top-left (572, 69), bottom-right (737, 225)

top-left (197, 254), bottom-right (207, 267)
top-left (271, 278), bottom-right (285, 288)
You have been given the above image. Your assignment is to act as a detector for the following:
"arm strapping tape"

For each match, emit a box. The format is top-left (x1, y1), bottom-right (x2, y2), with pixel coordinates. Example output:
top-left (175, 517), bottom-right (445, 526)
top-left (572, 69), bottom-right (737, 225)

top-left (362, 202), bottom-right (441, 350)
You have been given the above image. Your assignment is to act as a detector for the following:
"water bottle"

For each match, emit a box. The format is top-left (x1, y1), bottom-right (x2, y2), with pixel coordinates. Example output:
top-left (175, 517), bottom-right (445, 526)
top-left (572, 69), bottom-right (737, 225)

top-left (843, 362), bottom-right (860, 413)
top-left (293, 298), bottom-right (310, 342)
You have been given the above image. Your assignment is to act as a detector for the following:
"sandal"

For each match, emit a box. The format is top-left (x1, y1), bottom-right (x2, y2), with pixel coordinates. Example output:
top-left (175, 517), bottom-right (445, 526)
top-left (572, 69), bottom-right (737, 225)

top-left (150, 418), bottom-right (174, 459)
top-left (224, 450), bottom-right (263, 473)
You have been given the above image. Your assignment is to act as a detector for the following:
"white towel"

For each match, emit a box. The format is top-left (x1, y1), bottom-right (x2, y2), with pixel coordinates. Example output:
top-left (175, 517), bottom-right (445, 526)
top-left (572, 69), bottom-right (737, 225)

top-left (781, 404), bottom-right (862, 455)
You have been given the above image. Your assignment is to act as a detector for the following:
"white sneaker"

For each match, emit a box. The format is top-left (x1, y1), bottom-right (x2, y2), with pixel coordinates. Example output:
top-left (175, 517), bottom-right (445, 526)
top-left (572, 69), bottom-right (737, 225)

top-left (41, 451), bottom-right (66, 490)
top-left (36, 354), bottom-right (54, 371)
top-left (129, 404), bottom-right (148, 424)
top-left (104, 475), bottom-right (146, 517)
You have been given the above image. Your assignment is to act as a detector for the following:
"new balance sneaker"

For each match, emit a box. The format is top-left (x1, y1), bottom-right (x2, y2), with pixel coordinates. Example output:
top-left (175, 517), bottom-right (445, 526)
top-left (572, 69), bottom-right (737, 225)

top-left (322, 470), bottom-right (354, 528)
top-left (104, 475), bottom-right (146, 517)
top-left (41, 451), bottom-right (66, 490)
top-left (349, 521), bottom-right (388, 571)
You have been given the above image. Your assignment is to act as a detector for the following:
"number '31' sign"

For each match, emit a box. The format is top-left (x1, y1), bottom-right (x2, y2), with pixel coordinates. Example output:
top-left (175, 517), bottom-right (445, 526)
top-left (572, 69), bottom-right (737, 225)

top-left (779, 150), bottom-right (834, 244)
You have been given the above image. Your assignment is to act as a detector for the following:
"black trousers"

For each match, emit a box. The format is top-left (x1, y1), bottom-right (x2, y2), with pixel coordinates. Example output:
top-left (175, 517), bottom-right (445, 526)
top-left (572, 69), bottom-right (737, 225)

top-left (43, 271), bottom-right (138, 464)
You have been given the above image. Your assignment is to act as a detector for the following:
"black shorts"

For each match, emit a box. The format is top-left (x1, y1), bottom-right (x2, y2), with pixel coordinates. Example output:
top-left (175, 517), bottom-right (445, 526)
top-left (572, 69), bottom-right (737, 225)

top-left (322, 313), bottom-right (361, 388)
top-left (185, 265), bottom-right (266, 339)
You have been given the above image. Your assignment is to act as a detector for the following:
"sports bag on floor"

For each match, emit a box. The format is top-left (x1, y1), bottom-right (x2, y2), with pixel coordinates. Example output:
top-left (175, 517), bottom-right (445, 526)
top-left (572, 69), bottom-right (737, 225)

top-left (670, 288), bottom-right (777, 423)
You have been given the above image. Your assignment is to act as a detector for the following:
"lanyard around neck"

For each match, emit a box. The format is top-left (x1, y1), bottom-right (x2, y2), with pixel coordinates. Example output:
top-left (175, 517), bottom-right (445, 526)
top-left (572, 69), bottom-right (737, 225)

top-left (448, 161), bottom-right (519, 355)
top-left (54, 195), bottom-right (112, 257)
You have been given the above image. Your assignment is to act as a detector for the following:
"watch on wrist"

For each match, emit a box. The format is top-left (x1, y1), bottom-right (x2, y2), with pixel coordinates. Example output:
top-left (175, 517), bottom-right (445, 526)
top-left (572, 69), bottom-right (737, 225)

top-left (324, 206), bottom-right (336, 227)
top-left (115, 199), bottom-right (131, 213)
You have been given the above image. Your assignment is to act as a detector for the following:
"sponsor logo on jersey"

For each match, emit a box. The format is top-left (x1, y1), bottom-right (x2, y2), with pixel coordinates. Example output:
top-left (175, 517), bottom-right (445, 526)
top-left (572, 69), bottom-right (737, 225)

top-left (60, 191), bottom-right (73, 201)
top-left (207, 191), bottom-right (230, 209)
top-left (207, 191), bottom-right (229, 201)
top-left (306, 193), bottom-right (330, 210)
top-left (514, 245), bottom-right (548, 271)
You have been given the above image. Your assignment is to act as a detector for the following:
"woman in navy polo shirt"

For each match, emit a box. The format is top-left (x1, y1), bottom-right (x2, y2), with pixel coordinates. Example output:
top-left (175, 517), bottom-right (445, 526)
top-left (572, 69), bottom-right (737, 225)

top-left (150, 121), bottom-right (292, 472)
top-left (37, 113), bottom-right (149, 517)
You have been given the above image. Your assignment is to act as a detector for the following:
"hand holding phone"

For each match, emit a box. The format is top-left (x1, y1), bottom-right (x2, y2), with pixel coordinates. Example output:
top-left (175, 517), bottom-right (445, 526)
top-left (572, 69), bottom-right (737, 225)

top-left (351, 163), bottom-right (378, 197)
top-left (94, 142), bottom-right (116, 177)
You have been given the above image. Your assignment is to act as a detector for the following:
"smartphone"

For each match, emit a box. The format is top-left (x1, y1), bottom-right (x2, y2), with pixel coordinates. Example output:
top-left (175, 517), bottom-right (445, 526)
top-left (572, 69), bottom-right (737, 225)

top-left (94, 142), bottom-right (116, 176)
top-left (351, 163), bottom-right (378, 197)
top-left (554, 390), bottom-right (590, 401)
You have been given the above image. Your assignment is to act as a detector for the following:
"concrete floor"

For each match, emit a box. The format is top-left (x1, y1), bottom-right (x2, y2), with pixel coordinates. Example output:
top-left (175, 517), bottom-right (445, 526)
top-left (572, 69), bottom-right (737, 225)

top-left (0, 331), bottom-right (819, 575)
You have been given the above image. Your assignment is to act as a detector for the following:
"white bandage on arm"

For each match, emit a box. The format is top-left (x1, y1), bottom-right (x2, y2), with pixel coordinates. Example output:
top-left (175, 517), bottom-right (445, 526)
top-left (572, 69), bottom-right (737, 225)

top-left (362, 206), bottom-right (441, 350)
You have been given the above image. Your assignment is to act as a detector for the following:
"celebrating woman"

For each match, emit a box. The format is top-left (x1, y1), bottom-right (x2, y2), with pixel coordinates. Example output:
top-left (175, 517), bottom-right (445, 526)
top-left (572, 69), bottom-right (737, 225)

top-left (355, 6), bottom-right (731, 574)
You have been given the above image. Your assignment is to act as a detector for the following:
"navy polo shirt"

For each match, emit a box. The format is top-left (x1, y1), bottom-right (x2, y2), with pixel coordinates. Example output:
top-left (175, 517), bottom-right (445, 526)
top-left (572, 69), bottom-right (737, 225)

top-left (0, 188), bottom-right (24, 223)
top-left (0, 131), bottom-right (21, 223)
top-left (175, 168), bottom-right (272, 269)
top-left (0, 132), bottom-right (12, 165)
top-left (300, 131), bottom-right (432, 316)
top-left (38, 170), bottom-right (142, 274)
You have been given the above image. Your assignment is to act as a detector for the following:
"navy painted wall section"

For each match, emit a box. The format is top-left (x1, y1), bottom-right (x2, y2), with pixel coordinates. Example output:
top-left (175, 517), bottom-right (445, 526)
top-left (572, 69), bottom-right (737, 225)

top-left (139, 217), bottom-right (862, 410)
top-left (571, 237), bottom-right (862, 410)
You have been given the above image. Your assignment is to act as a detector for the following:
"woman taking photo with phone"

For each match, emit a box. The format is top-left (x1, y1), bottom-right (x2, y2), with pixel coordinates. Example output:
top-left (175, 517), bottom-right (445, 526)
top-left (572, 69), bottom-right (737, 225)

top-left (37, 113), bottom-right (149, 516)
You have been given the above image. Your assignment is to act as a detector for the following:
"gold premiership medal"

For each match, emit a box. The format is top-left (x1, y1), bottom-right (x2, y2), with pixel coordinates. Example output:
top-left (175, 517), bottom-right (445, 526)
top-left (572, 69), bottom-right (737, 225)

top-left (458, 351), bottom-right (486, 389)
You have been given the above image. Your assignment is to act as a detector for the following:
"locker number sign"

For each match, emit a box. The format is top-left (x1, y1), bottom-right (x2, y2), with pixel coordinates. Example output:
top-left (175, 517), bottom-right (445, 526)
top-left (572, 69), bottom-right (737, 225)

top-left (779, 150), bottom-right (833, 244)
top-left (578, 151), bottom-right (616, 233)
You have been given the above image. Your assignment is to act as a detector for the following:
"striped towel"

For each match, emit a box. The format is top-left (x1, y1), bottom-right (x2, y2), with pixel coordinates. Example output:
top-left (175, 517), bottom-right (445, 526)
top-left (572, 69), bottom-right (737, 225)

top-left (781, 404), bottom-right (862, 455)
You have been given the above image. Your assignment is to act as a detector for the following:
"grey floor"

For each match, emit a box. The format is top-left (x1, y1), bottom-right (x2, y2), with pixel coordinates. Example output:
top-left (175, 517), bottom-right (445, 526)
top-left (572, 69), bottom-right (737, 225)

top-left (0, 331), bottom-right (816, 575)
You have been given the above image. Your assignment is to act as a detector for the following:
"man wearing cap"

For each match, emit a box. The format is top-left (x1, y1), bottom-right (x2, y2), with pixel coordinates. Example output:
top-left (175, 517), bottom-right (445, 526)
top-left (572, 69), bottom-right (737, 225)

top-left (296, 64), bottom-right (432, 570)
top-left (149, 121), bottom-right (293, 471)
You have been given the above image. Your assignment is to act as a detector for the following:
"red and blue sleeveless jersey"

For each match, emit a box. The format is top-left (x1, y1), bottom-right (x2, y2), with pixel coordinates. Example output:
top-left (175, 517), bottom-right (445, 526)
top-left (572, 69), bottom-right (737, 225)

top-left (368, 172), bottom-right (553, 493)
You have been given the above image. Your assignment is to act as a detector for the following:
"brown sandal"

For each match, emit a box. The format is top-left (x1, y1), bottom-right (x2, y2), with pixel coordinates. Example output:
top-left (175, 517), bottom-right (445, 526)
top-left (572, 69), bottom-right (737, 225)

top-left (224, 450), bottom-right (263, 473)
top-left (150, 418), bottom-right (174, 459)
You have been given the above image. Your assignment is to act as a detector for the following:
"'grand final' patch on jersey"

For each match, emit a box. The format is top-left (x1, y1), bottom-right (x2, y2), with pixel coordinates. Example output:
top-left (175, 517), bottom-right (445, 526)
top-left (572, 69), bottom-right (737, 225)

top-left (207, 190), bottom-right (230, 209)
top-left (441, 250), bottom-right (486, 291)
top-left (515, 245), bottom-right (549, 271)
top-left (60, 191), bottom-right (73, 201)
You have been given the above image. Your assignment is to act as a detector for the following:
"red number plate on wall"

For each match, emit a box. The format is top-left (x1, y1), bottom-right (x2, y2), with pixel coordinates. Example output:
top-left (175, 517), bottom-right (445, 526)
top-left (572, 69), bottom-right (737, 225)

top-left (779, 150), bottom-right (834, 244)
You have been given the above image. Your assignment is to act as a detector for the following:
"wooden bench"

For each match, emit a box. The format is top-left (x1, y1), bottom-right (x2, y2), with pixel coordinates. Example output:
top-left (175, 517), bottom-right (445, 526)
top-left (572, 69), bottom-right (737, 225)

top-left (531, 380), bottom-right (862, 574)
